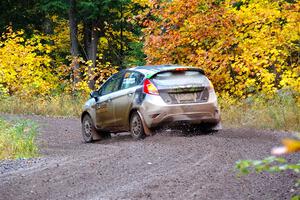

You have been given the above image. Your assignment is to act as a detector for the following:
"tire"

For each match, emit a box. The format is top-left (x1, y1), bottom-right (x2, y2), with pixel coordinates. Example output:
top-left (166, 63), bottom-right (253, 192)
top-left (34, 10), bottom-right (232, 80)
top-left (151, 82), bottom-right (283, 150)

top-left (130, 112), bottom-right (146, 140)
top-left (81, 114), bottom-right (98, 143)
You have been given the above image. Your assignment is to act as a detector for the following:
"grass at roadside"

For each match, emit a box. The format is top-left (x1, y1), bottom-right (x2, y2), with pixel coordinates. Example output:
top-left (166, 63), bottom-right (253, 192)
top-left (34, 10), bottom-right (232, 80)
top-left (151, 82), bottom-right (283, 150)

top-left (0, 95), bottom-right (86, 117)
top-left (0, 118), bottom-right (38, 159)
top-left (220, 92), bottom-right (300, 132)
top-left (0, 92), bottom-right (299, 132)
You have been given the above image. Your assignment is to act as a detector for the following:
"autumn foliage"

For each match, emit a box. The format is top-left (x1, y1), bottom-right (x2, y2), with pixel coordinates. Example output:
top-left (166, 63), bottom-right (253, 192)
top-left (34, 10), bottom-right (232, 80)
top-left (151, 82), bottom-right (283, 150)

top-left (0, 26), bottom-right (118, 96)
top-left (0, 0), bottom-right (299, 100)
top-left (0, 28), bottom-right (57, 96)
top-left (143, 0), bottom-right (300, 98)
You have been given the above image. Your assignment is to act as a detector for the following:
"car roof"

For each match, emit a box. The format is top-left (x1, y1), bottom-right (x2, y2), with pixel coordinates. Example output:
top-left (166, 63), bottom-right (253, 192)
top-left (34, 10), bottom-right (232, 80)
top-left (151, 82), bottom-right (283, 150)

top-left (128, 64), bottom-right (204, 78)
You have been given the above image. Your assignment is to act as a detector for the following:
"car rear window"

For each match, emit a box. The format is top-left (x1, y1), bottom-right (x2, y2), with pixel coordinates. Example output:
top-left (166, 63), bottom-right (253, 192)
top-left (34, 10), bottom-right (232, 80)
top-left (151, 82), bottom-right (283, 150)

top-left (151, 70), bottom-right (208, 87)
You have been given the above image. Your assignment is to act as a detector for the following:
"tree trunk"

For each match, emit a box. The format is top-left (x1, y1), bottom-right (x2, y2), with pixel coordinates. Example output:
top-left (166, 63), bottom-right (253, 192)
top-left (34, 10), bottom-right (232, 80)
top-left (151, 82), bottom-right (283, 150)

top-left (120, 2), bottom-right (124, 68)
top-left (83, 21), bottom-right (105, 90)
top-left (69, 0), bottom-right (80, 85)
top-left (42, 17), bottom-right (54, 35)
top-left (88, 24), bottom-right (99, 90)
top-left (83, 21), bottom-right (92, 61)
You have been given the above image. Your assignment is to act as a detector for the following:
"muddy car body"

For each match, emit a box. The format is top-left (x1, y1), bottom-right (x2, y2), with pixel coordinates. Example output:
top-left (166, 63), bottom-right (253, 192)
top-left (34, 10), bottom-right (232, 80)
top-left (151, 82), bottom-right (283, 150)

top-left (81, 65), bottom-right (221, 142)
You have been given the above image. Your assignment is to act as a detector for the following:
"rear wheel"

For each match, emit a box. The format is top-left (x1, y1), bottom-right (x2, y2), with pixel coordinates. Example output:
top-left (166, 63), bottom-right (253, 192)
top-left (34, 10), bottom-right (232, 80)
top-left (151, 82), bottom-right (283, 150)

top-left (130, 112), bottom-right (145, 140)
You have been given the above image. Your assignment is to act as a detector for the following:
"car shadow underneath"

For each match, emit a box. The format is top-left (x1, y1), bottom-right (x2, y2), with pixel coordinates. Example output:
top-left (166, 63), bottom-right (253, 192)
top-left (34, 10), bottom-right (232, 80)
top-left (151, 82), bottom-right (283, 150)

top-left (93, 132), bottom-right (133, 144)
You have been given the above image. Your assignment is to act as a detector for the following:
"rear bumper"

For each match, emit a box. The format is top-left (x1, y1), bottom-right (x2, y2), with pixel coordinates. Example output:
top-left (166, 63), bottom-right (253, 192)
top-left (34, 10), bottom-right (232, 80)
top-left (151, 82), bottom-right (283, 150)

top-left (139, 93), bottom-right (221, 128)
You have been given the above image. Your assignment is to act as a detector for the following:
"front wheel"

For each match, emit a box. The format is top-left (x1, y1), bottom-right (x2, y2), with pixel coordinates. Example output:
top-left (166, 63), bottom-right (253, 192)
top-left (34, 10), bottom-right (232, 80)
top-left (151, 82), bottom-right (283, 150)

top-left (82, 114), bottom-right (101, 143)
top-left (130, 112), bottom-right (146, 140)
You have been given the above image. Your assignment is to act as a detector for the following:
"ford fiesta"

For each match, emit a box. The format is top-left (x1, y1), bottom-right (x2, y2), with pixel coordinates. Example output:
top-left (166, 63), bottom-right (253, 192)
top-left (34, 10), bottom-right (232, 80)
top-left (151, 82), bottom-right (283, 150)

top-left (81, 65), bottom-right (221, 142)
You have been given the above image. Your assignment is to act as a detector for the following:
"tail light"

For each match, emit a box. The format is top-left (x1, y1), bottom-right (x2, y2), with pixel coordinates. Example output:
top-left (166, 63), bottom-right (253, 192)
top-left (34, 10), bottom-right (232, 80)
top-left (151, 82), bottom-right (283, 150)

top-left (143, 79), bottom-right (159, 95)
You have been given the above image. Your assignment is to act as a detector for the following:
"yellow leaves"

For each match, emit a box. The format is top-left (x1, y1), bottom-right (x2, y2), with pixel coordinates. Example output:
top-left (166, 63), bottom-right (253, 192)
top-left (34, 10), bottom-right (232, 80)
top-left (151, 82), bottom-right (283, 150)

top-left (0, 27), bottom-right (58, 97)
top-left (48, 16), bottom-right (70, 56)
top-left (280, 66), bottom-right (300, 92)
top-left (229, 0), bottom-right (299, 96)
top-left (86, 60), bottom-right (93, 67)
top-left (132, 0), bottom-right (150, 7)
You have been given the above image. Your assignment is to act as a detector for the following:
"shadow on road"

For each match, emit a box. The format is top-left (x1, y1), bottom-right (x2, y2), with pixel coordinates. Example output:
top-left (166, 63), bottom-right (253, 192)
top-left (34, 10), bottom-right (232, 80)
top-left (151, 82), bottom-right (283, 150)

top-left (94, 132), bottom-right (134, 144)
top-left (92, 127), bottom-right (219, 144)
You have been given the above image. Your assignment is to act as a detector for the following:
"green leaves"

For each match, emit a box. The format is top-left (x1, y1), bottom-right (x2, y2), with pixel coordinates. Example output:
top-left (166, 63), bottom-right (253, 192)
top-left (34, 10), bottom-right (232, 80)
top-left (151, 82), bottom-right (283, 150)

top-left (236, 155), bottom-right (300, 194)
top-left (40, 0), bottom-right (69, 14)
top-left (236, 156), bottom-right (300, 175)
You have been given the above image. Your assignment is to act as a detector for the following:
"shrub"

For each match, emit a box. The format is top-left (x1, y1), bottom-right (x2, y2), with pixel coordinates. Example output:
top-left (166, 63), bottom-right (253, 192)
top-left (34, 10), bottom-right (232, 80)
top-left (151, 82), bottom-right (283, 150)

top-left (220, 91), bottom-right (300, 132)
top-left (0, 27), bottom-right (58, 97)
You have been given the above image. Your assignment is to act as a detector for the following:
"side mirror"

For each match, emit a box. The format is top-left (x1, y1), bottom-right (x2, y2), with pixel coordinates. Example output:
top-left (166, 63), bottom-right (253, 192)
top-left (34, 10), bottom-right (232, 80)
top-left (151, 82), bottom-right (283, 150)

top-left (90, 91), bottom-right (99, 99)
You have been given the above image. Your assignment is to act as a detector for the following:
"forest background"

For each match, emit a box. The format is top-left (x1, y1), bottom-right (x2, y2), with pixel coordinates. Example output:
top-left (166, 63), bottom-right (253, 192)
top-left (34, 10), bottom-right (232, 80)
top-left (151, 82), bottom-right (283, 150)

top-left (0, 0), bottom-right (299, 131)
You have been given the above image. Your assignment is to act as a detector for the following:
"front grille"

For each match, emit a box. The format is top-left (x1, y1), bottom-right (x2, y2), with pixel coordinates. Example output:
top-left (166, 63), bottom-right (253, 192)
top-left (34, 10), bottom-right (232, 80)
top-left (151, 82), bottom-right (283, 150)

top-left (160, 88), bottom-right (209, 104)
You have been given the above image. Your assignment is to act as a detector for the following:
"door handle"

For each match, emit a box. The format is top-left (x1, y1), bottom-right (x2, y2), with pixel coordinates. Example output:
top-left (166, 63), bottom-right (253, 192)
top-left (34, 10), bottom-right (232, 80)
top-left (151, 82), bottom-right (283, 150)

top-left (127, 93), bottom-right (133, 97)
top-left (107, 98), bottom-right (112, 103)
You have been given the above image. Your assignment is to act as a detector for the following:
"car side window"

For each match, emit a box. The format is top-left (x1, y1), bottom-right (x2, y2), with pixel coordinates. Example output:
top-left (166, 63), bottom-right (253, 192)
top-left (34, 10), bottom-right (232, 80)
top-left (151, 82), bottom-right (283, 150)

top-left (121, 71), bottom-right (144, 90)
top-left (100, 72), bottom-right (123, 96)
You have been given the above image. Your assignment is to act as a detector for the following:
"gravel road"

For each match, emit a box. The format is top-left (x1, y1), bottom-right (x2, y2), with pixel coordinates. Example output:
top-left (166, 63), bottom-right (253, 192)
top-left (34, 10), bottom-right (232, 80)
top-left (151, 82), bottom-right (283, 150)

top-left (0, 115), bottom-right (299, 200)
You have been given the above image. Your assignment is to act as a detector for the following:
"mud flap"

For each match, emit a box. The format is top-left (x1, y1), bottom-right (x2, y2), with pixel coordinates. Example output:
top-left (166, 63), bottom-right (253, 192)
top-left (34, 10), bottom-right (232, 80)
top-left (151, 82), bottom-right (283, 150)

top-left (137, 111), bottom-right (153, 136)
top-left (92, 132), bottom-right (102, 140)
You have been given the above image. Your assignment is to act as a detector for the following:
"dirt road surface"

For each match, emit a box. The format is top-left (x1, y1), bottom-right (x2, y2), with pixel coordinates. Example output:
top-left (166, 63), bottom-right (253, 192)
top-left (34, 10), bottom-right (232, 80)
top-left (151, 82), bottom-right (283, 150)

top-left (0, 115), bottom-right (299, 200)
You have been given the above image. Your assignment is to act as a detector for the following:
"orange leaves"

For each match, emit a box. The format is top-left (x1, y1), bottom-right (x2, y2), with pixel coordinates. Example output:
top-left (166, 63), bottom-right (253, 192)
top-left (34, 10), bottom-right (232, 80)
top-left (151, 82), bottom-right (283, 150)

top-left (272, 139), bottom-right (300, 155)
top-left (142, 0), bottom-right (300, 98)
top-left (143, 0), bottom-right (234, 67)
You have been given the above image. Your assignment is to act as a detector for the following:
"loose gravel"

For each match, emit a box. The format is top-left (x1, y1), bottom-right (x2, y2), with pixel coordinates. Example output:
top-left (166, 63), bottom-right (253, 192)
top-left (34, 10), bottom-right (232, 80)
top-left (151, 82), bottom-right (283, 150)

top-left (0, 115), bottom-right (299, 200)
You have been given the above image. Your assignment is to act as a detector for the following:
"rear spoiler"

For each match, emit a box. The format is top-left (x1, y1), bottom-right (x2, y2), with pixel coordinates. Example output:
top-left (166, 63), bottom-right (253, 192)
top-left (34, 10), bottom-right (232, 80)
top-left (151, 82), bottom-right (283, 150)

top-left (147, 67), bottom-right (205, 79)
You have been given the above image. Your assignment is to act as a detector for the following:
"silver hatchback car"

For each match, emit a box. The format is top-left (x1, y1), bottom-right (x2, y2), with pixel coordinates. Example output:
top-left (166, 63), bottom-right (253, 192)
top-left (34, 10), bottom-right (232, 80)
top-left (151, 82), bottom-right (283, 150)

top-left (81, 65), bottom-right (221, 142)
